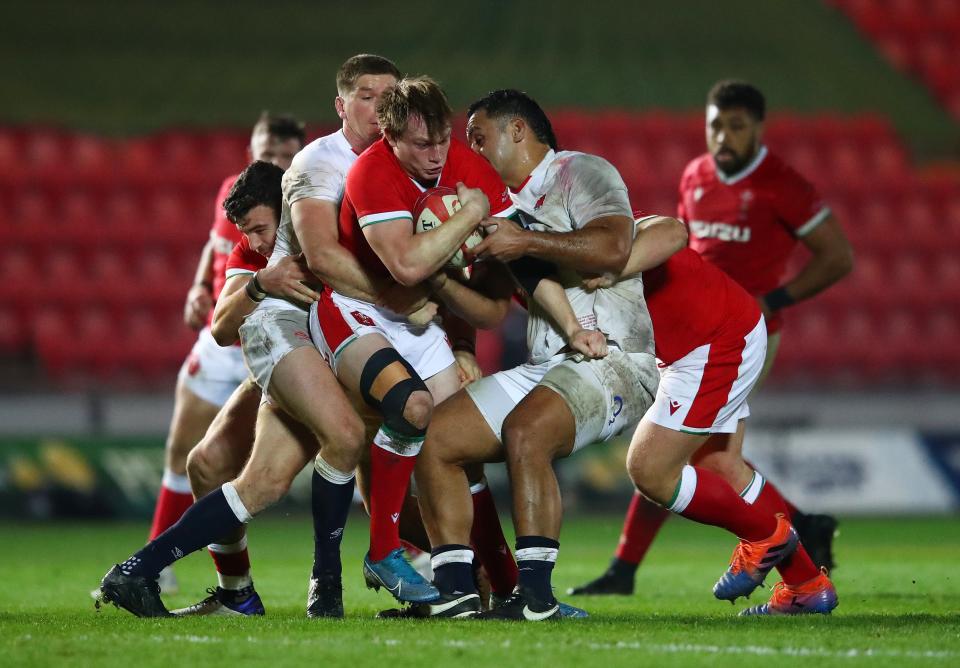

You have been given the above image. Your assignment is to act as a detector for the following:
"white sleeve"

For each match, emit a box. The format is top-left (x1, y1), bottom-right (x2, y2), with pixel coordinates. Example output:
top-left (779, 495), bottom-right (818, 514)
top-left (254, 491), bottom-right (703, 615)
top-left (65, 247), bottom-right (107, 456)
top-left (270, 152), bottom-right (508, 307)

top-left (282, 162), bottom-right (344, 205)
top-left (564, 154), bottom-right (633, 229)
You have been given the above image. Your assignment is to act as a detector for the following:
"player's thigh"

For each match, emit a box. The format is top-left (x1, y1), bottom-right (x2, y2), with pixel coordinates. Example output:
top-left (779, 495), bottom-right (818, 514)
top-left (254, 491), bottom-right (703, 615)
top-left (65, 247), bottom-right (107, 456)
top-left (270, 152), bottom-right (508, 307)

top-left (421, 389), bottom-right (504, 466)
top-left (268, 345), bottom-right (363, 447)
top-left (334, 332), bottom-right (395, 399)
top-left (424, 362), bottom-right (461, 404)
top-left (752, 331), bottom-right (781, 393)
top-left (502, 385), bottom-right (577, 460)
top-left (166, 375), bottom-right (221, 461)
top-left (627, 418), bottom-right (707, 497)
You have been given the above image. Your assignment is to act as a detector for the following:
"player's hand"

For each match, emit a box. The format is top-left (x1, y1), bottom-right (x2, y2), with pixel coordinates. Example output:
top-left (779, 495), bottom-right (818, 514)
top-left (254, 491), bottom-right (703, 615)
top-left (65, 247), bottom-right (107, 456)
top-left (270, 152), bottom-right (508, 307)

top-left (184, 284), bottom-right (213, 330)
top-left (453, 349), bottom-right (483, 387)
top-left (407, 300), bottom-right (439, 326)
top-left (257, 254), bottom-right (323, 305)
top-left (426, 271), bottom-right (449, 293)
top-left (568, 328), bottom-right (608, 360)
top-left (455, 182), bottom-right (490, 220)
top-left (470, 217), bottom-right (528, 263)
top-left (582, 272), bottom-right (617, 291)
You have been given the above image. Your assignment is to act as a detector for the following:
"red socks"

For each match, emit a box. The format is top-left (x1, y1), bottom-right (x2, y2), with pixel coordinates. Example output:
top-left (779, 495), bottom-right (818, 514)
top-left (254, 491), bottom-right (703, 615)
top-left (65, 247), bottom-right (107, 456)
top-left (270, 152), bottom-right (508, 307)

top-left (667, 465), bottom-right (776, 541)
top-left (615, 491), bottom-right (670, 565)
top-left (148, 471), bottom-right (194, 541)
top-left (369, 441), bottom-right (418, 561)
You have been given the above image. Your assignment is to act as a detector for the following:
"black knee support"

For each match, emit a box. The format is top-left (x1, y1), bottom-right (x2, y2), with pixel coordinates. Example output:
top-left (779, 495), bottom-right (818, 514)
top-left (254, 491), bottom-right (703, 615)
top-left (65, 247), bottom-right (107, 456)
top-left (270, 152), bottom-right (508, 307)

top-left (358, 348), bottom-right (429, 438)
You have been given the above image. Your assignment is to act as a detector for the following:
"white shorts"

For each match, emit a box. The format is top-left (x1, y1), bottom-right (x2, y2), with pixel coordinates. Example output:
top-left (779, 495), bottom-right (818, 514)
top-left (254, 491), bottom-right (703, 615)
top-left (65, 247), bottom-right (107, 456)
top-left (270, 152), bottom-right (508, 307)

top-left (465, 349), bottom-right (659, 452)
top-left (646, 317), bottom-right (766, 434)
top-left (309, 291), bottom-right (455, 381)
top-left (178, 327), bottom-right (249, 407)
top-left (238, 306), bottom-right (315, 397)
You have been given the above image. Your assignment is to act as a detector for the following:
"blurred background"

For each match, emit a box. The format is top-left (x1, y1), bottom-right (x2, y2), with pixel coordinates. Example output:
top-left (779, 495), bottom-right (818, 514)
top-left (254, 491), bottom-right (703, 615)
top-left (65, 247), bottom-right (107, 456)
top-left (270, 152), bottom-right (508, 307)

top-left (2, 0), bottom-right (959, 521)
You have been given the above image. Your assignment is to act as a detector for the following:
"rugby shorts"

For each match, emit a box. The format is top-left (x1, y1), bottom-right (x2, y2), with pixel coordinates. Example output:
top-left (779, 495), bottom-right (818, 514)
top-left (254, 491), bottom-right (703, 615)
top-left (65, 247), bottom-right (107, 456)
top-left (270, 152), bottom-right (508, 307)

top-left (178, 326), bottom-right (249, 407)
top-left (238, 306), bottom-right (314, 398)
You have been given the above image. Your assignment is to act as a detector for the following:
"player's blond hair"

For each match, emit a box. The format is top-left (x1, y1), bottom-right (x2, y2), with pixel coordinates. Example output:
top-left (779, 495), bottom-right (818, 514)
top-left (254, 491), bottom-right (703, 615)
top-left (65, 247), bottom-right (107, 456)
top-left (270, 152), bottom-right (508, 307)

top-left (377, 76), bottom-right (452, 141)
top-left (336, 54), bottom-right (402, 96)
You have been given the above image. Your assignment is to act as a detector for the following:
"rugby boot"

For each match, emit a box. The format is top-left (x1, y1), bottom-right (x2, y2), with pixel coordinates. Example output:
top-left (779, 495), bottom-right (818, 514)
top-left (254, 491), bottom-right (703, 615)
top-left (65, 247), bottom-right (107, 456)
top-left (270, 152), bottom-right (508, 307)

top-left (476, 586), bottom-right (559, 621)
top-left (376, 591), bottom-right (482, 619)
top-left (713, 514), bottom-right (799, 602)
top-left (97, 565), bottom-right (171, 618)
top-left (363, 548), bottom-right (440, 603)
top-left (740, 569), bottom-right (838, 616)
top-left (170, 585), bottom-right (265, 617)
top-left (793, 512), bottom-right (839, 571)
top-left (307, 574), bottom-right (344, 618)
top-left (489, 591), bottom-right (589, 618)
top-left (566, 559), bottom-right (635, 596)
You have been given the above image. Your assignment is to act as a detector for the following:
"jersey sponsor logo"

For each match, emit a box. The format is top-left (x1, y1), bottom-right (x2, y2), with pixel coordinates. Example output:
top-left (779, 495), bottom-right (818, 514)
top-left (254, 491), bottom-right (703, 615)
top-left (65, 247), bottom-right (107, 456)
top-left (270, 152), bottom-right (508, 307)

top-left (669, 400), bottom-right (682, 415)
top-left (689, 220), bottom-right (751, 243)
top-left (351, 310), bottom-right (376, 327)
top-left (534, 194), bottom-right (546, 210)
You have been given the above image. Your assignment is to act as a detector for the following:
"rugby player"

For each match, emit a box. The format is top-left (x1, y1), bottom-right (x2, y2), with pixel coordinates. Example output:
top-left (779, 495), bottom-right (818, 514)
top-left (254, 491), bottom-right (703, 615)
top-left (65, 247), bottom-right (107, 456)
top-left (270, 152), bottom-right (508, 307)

top-left (308, 76), bottom-right (522, 604)
top-left (571, 80), bottom-right (854, 596)
top-left (148, 113), bottom-right (304, 594)
top-left (411, 89), bottom-right (661, 620)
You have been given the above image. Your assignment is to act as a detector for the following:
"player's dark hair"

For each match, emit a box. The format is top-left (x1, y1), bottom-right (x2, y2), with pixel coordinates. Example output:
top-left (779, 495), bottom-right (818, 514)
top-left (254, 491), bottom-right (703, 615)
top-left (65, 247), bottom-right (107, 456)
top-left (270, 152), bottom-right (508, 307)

top-left (223, 160), bottom-right (284, 225)
top-left (467, 89), bottom-right (558, 150)
top-left (378, 76), bottom-right (452, 141)
top-left (252, 111), bottom-right (306, 147)
top-left (337, 53), bottom-right (402, 96)
top-left (707, 80), bottom-right (766, 121)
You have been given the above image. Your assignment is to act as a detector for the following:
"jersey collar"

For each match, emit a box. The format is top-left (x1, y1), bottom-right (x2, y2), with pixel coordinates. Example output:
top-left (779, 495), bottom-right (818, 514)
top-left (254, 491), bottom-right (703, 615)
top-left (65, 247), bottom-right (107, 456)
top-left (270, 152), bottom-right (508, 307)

top-left (509, 149), bottom-right (555, 208)
top-left (715, 145), bottom-right (767, 185)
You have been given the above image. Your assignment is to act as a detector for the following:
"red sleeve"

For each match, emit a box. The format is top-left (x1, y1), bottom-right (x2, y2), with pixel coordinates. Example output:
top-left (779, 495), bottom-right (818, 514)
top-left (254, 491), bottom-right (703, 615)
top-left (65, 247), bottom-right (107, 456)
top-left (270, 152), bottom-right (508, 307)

top-left (210, 175), bottom-right (238, 236)
top-left (773, 163), bottom-right (828, 235)
top-left (348, 154), bottom-right (413, 228)
top-left (225, 236), bottom-right (267, 274)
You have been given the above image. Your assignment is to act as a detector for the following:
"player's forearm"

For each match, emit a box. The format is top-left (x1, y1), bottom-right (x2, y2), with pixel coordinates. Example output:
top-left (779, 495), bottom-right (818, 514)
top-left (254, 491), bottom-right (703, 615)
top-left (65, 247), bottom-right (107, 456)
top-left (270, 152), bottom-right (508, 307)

top-left (623, 217), bottom-right (688, 276)
top-left (440, 308), bottom-right (477, 354)
top-left (192, 239), bottom-right (216, 289)
top-left (433, 276), bottom-right (508, 329)
top-left (532, 278), bottom-right (581, 339)
top-left (389, 207), bottom-right (483, 286)
top-left (304, 243), bottom-right (383, 303)
top-left (521, 225), bottom-right (631, 275)
top-left (211, 276), bottom-right (258, 346)
top-left (780, 247), bottom-right (854, 303)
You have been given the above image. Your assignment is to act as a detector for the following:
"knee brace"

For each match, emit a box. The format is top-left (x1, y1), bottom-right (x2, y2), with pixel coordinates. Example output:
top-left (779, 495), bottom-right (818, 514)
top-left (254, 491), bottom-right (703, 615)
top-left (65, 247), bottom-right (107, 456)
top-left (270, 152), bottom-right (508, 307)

top-left (359, 348), bottom-right (429, 438)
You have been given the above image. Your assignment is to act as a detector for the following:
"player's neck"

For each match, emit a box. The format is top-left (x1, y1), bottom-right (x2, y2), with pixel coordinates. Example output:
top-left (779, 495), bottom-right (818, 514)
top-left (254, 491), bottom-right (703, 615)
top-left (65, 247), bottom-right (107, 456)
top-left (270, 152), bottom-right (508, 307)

top-left (341, 124), bottom-right (377, 156)
top-left (506, 143), bottom-right (551, 190)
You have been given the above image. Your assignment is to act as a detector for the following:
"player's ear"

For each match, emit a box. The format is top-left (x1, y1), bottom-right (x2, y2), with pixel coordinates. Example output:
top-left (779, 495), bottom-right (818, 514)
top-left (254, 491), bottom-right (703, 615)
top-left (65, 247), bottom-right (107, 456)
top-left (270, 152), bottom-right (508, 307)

top-left (510, 118), bottom-right (525, 143)
top-left (335, 96), bottom-right (346, 120)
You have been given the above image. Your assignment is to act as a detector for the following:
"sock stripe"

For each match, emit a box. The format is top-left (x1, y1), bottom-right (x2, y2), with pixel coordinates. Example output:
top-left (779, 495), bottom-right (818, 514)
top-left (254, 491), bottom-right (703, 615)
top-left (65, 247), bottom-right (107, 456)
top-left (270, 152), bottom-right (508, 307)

top-left (162, 469), bottom-right (192, 494)
top-left (314, 454), bottom-right (356, 485)
top-left (431, 548), bottom-right (475, 569)
top-left (373, 427), bottom-right (423, 457)
top-left (516, 547), bottom-right (558, 563)
top-left (667, 465), bottom-right (697, 513)
top-left (221, 482), bottom-right (253, 524)
top-left (740, 471), bottom-right (765, 504)
top-left (208, 535), bottom-right (248, 554)
top-left (469, 478), bottom-right (488, 495)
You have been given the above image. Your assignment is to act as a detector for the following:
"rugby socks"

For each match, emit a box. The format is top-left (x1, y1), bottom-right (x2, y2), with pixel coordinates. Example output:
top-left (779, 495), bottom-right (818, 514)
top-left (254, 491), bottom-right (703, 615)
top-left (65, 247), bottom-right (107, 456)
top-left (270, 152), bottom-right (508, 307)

top-left (743, 460), bottom-right (798, 518)
top-left (148, 469), bottom-right (194, 541)
top-left (311, 455), bottom-right (356, 578)
top-left (208, 535), bottom-right (252, 590)
top-left (515, 536), bottom-right (559, 603)
top-left (740, 471), bottom-right (820, 585)
top-left (666, 465), bottom-right (776, 541)
top-left (469, 479), bottom-right (519, 596)
top-left (614, 491), bottom-right (670, 569)
top-left (368, 430), bottom-right (421, 562)
top-left (431, 545), bottom-right (476, 596)
top-left (121, 482), bottom-right (251, 579)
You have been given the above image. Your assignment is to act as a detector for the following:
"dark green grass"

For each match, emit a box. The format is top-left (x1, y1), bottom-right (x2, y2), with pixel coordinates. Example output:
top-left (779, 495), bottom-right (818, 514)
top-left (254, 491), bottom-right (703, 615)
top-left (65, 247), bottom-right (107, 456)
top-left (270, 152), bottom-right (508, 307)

top-left (1, 515), bottom-right (958, 667)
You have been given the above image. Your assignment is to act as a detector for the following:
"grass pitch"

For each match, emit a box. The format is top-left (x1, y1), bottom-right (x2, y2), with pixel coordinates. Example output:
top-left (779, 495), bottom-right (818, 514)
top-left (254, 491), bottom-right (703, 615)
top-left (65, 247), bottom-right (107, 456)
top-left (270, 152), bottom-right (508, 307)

top-left (1, 514), bottom-right (958, 667)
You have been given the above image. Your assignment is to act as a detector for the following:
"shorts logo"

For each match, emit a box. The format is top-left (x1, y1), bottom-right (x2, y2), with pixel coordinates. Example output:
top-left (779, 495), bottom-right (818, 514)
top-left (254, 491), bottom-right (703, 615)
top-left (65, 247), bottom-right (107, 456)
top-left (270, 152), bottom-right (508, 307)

top-left (669, 400), bottom-right (682, 415)
top-left (186, 353), bottom-right (201, 377)
top-left (609, 395), bottom-right (623, 424)
top-left (294, 330), bottom-right (310, 341)
top-left (351, 311), bottom-right (376, 327)
top-left (534, 195), bottom-right (546, 210)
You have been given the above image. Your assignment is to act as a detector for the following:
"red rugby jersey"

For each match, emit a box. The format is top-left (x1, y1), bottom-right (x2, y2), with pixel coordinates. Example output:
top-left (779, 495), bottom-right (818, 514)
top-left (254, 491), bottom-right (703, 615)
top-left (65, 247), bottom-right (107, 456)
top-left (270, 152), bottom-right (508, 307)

top-left (339, 137), bottom-right (515, 281)
top-left (208, 174), bottom-right (244, 323)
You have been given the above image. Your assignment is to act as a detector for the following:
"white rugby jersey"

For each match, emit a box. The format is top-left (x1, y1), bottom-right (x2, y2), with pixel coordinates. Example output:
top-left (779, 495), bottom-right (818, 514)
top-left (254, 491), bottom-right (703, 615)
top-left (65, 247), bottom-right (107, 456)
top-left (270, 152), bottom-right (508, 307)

top-left (260, 130), bottom-right (357, 312)
top-left (509, 150), bottom-right (655, 363)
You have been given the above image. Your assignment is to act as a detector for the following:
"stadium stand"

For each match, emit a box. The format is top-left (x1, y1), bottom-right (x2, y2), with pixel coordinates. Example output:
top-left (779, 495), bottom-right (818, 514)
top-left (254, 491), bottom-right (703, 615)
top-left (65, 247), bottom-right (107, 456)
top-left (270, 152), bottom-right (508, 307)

top-left (2, 113), bottom-right (958, 390)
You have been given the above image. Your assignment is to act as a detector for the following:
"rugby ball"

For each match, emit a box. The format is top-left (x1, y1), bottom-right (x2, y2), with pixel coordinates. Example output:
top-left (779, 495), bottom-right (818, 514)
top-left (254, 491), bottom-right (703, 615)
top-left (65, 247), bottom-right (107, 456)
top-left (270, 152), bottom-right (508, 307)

top-left (413, 186), bottom-right (484, 269)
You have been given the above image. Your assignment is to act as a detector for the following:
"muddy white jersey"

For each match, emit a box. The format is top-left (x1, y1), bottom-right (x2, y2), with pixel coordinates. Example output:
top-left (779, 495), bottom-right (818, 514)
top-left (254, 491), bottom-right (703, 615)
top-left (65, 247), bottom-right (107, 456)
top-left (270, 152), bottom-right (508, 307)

top-left (509, 149), bottom-right (655, 363)
top-left (261, 129), bottom-right (357, 312)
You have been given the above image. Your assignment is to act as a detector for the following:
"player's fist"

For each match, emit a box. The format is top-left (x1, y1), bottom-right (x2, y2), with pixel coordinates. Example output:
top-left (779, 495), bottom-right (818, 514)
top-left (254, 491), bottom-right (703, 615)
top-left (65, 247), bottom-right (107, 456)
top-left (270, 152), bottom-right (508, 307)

top-left (455, 182), bottom-right (490, 220)
top-left (568, 328), bottom-right (608, 360)
top-left (454, 349), bottom-right (483, 387)
top-left (257, 254), bottom-right (322, 305)
top-left (407, 300), bottom-right (439, 326)
top-left (582, 272), bottom-right (617, 291)
top-left (184, 283), bottom-right (213, 330)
